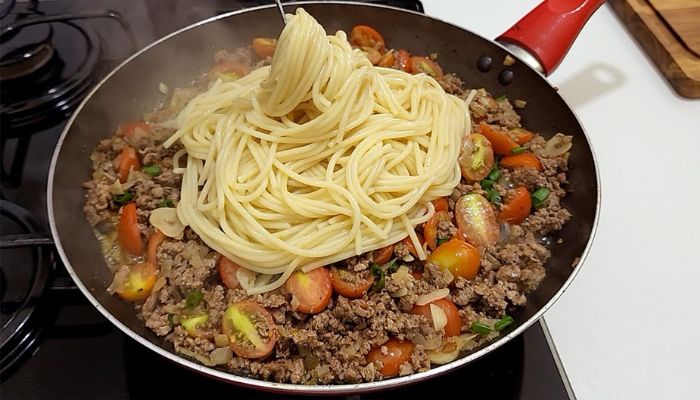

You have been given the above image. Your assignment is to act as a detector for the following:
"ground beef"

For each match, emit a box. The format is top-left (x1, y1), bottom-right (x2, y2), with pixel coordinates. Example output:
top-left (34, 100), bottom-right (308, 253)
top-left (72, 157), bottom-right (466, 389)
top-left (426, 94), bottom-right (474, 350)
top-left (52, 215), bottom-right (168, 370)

top-left (84, 45), bottom-right (574, 385)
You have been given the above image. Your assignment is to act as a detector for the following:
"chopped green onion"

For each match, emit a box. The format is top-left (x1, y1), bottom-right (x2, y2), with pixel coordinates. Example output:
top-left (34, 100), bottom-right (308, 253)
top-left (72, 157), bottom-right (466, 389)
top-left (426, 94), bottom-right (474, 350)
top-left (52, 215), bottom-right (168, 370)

top-left (531, 187), bottom-right (550, 208)
top-left (437, 237), bottom-right (449, 246)
top-left (142, 164), bottom-right (161, 176)
top-left (167, 314), bottom-right (175, 327)
top-left (384, 259), bottom-right (399, 274)
top-left (511, 146), bottom-right (527, 155)
top-left (370, 263), bottom-right (385, 292)
top-left (494, 315), bottom-right (514, 331)
top-left (484, 188), bottom-right (501, 205)
top-left (480, 179), bottom-right (494, 190)
top-left (470, 322), bottom-right (491, 335)
top-left (158, 199), bottom-right (174, 208)
top-left (185, 290), bottom-right (203, 308)
top-left (487, 166), bottom-right (502, 182)
top-left (495, 94), bottom-right (507, 102)
top-left (113, 191), bottom-right (133, 205)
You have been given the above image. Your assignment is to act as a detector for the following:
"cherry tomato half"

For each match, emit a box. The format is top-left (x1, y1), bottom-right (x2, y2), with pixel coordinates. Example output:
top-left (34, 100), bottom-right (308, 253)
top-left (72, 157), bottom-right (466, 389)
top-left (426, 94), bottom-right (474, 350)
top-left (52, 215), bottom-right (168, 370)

top-left (252, 37), bottom-right (277, 58)
top-left (366, 338), bottom-right (415, 377)
top-left (285, 267), bottom-right (332, 314)
top-left (427, 239), bottom-right (481, 280)
top-left (218, 256), bottom-right (241, 290)
top-left (373, 245), bottom-right (394, 265)
top-left (222, 301), bottom-right (277, 359)
top-left (116, 262), bottom-right (157, 302)
top-left (459, 133), bottom-right (495, 182)
top-left (330, 267), bottom-right (374, 299)
top-left (409, 56), bottom-right (443, 79)
top-left (349, 25), bottom-right (385, 51)
top-left (454, 194), bottom-right (499, 248)
top-left (411, 298), bottom-right (462, 337)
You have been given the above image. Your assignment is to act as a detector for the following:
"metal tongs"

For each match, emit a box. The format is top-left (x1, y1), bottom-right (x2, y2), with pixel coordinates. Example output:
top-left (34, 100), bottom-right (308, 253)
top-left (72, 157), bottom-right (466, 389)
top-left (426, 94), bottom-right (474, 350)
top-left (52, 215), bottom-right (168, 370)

top-left (274, 0), bottom-right (288, 23)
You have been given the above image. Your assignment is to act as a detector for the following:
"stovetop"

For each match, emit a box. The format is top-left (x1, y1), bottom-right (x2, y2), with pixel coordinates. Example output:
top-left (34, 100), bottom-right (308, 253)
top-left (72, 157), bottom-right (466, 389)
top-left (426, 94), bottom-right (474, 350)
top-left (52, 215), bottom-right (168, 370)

top-left (0, 1), bottom-right (572, 398)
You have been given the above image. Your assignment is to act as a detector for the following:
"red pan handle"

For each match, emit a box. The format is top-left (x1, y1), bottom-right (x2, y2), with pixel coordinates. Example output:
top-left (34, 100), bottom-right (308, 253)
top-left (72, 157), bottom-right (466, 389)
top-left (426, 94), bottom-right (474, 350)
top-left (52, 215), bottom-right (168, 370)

top-left (496, 0), bottom-right (606, 75)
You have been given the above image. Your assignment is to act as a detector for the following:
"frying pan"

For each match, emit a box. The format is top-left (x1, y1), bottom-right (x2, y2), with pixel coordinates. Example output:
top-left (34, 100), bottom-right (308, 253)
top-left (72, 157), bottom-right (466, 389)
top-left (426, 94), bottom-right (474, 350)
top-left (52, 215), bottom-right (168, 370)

top-left (48, 0), bottom-right (602, 394)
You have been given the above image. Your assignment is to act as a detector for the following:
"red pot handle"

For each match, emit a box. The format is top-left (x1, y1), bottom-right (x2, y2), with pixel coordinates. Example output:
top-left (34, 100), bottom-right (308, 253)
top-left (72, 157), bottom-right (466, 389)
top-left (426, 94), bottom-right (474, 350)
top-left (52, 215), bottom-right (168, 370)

top-left (496, 0), bottom-right (606, 75)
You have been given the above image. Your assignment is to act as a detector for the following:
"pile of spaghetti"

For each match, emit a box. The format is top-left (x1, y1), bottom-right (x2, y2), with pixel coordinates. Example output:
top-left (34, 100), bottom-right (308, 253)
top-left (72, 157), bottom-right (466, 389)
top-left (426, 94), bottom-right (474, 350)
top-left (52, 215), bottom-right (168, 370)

top-left (164, 8), bottom-right (470, 293)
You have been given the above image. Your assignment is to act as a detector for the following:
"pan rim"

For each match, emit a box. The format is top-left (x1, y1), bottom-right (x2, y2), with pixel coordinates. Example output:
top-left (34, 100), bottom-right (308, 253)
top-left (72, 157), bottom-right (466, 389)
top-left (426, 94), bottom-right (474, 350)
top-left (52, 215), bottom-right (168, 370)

top-left (47, 0), bottom-right (601, 394)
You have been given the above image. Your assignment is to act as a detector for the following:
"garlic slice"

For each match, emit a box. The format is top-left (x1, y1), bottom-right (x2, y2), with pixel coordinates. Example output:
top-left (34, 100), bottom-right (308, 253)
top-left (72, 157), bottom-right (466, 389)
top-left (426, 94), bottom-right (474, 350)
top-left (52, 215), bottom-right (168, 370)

top-left (430, 303), bottom-right (448, 331)
top-left (537, 133), bottom-right (573, 157)
top-left (415, 288), bottom-right (450, 306)
top-left (149, 207), bottom-right (185, 239)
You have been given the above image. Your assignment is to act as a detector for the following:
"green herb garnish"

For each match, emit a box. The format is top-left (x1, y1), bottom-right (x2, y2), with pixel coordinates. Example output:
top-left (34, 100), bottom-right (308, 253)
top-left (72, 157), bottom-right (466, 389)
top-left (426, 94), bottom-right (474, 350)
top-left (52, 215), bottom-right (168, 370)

top-left (113, 191), bottom-right (133, 205)
top-left (370, 263), bottom-right (385, 292)
top-left (484, 188), bottom-right (501, 205)
top-left (158, 199), bottom-right (174, 208)
top-left (511, 146), bottom-right (527, 155)
top-left (494, 315), bottom-right (514, 331)
top-left (185, 290), bottom-right (204, 308)
top-left (531, 187), bottom-right (550, 209)
top-left (437, 238), bottom-right (449, 246)
top-left (470, 322), bottom-right (492, 335)
top-left (384, 259), bottom-right (399, 274)
top-left (495, 94), bottom-right (507, 102)
top-left (142, 164), bottom-right (161, 176)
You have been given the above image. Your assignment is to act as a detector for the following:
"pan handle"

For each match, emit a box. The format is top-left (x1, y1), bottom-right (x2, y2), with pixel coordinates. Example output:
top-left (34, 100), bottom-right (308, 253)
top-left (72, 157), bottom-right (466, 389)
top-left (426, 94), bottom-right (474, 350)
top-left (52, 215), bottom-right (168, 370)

top-left (496, 0), bottom-right (606, 75)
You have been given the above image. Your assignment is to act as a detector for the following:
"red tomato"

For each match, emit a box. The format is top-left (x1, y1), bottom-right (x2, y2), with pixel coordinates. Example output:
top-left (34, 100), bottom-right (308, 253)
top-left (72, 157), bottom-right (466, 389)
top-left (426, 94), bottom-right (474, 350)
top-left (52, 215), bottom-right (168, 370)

top-left (116, 262), bottom-right (157, 302)
top-left (511, 128), bottom-right (535, 145)
top-left (118, 122), bottom-right (150, 138)
top-left (330, 267), bottom-right (374, 299)
top-left (423, 210), bottom-right (451, 251)
top-left (498, 187), bottom-right (532, 224)
top-left (118, 203), bottom-right (142, 256)
top-left (459, 133), bottom-right (495, 181)
top-left (411, 298), bottom-right (462, 337)
top-left (377, 51), bottom-right (395, 67)
top-left (479, 122), bottom-right (519, 156)
top-left (222, 301), bottom-right (277, 359)
top-left (366, 338), bottom-right (415, 377)
top-left (427, 239), bottom-right (481, 280)
top-left (285, 267), bottom-right (332, 314)
top-left (146, 230), bottom-right (165, 265)
top-left (208, 61), bottom-right (250, 80)
top-left (252, 37), bottom-right (276, 58)
top-left (454, 193), bottom-right (499, 248)
top-left (401, 232), bottom-right (424, 258)
top-left (349, 25), bottom-right (385, 51)
top-left (500, 152), bottom-right (543, 171)
top-left (397, 49), bottom-right (411, 71)
top-left (432, 197), bottom-right (449, 213)
top-left (409, 56), bottom-right (443, 79)
top-left (116, 146), bottom-right (140, 183)
top-left (218, 256), bottom-right (241, 290)
top-left (373, 245), bottom-right (394, 265)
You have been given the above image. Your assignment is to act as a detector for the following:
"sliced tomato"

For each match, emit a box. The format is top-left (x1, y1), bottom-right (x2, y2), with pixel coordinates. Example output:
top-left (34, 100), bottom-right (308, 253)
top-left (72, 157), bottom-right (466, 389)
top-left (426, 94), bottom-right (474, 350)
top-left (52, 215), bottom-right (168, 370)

top-left (349, 25), bottom-right (385, 51)
top-left (397, 49), bottom-right (411, 72)
top-left (373, 245), bottom-right (394, 265)
top-left (252, 37), bottom-right (277, 58)
top-left (432, 197), bottom-right (449, 213)
top-left (454, 193), bottom-right (499, 248)
top-left (498, 187), bottom-right (532, 224)
top-left (423, 210), bottom-right (451, 251)
top-left (146, 229), bottom-right (165, 265)
top-left (116, 146), bottom-right (140, 183)
top-left (285, 267), bottom-right (332, 314)
top-left (116, 262), bottom-right (157, 301)
top-left (401, 232), bottom-right (424, 258)
top-left (208, 61), bottom-right (250, 81)
top-left (330, 267), bottom-right (374, 299)
top-left (118, 122), bottom-right (150, 138)
top-left (411, 298), bottom-right (462, 337)
top-left (500, 152), bottom-right (543, 171)
top-left (479, 122), bottom-right (519, 156)
top-left (118, 203), bottom-right (142, 256)
top-left (366, 338), bottom-right (415, 377)
top-left (427, 239), bottom-right (481, 280)
top-left (377, 51), bottom-right (395, 67)
top-left (459, 133), bottom-right (495, 182)
top-left (409, 56), bottom-right (443, 79)
top-left (218, 256), bottom-right (241, 290)
top-left (511, 128), bottom-right (535, 145)
top-left (222, 301), bottom-right (277, 359)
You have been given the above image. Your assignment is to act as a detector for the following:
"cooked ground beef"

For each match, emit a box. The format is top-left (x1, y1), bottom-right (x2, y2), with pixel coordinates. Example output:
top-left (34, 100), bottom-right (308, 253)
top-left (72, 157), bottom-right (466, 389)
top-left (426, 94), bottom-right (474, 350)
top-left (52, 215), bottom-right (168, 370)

top-left (83, 44), bottom-right (573, 385)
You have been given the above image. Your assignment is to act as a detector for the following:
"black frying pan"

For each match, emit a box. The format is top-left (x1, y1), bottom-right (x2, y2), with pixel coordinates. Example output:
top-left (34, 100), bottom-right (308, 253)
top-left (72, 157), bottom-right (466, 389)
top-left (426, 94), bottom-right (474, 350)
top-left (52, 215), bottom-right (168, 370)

top-left (48, 1), bottom-right (602, 394)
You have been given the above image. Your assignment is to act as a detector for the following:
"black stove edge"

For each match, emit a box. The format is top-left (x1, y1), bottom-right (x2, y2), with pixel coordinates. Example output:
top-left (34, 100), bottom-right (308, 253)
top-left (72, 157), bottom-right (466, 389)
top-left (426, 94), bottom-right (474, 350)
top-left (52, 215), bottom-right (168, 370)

top-left (540, 318), bottom-right (576, 400)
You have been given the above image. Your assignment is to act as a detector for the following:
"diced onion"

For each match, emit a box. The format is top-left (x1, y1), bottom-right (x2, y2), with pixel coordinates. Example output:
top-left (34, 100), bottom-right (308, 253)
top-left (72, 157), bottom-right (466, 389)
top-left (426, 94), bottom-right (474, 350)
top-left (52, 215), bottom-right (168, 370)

top-left (149, 207), bottom-right (185, 239)
top-left (290, 295), bottom-right (301, 311)
top-left (430, 304), bottom-right (448, 331)
top-left (410, 333), bottom-right (443, 350)
top-left (209, 347), bottom-right (232, 365)
top-left (427, 347), bottom-right (460, 365)
top-left (174, 344), bottom-right (216, 367)
top-left (158, 82), bottom-right (169, 95)
top-left (107, 265), bottom-right (129, 294)
top-left (415, 288), bottom-right (450, 306)
top-left (214, 334), bottom-right (230, 347)
top-left (426, 333), bottom-right (480, 365)
top-left (109, 179), bottom-right (125, 195)
top-left (236, 267), bottom-right (257, 292)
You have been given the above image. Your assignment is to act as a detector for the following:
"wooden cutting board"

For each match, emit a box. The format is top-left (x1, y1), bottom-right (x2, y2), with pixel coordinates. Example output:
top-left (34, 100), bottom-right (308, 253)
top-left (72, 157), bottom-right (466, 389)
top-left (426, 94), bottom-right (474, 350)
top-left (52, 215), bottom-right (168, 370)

top-left (610, 0), bottom-right (700, 98)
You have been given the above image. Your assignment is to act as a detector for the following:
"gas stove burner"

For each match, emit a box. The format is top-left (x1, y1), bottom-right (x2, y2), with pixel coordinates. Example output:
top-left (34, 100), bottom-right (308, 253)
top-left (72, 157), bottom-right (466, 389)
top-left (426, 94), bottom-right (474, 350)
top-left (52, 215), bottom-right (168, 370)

top-left (0, 200), bottom-right (53, 379)
top-left (0, 18), bottom-right (99, 134)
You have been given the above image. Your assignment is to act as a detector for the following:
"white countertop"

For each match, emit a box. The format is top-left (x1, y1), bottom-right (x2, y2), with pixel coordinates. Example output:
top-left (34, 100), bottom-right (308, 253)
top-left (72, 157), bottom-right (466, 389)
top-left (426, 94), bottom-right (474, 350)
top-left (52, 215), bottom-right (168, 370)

top-left (421, 1), bottom-right (700, 398)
